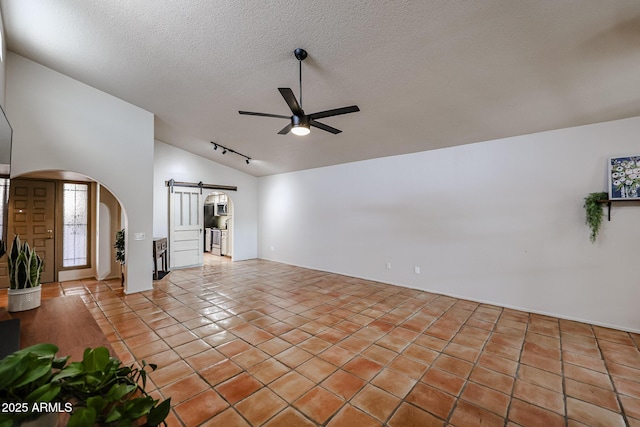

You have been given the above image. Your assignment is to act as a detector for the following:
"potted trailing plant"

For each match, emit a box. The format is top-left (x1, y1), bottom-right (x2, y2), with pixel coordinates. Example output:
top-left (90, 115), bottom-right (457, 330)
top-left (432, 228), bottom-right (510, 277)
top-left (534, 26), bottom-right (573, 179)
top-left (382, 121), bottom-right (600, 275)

top-left (0, 344), bottom-right (171, 427)
top-left (114, 229), bottom-right (125, 286)
top-left (7, 235), bottom-right (45, 312)
top-left (584, 191), bottom-right (608, 243)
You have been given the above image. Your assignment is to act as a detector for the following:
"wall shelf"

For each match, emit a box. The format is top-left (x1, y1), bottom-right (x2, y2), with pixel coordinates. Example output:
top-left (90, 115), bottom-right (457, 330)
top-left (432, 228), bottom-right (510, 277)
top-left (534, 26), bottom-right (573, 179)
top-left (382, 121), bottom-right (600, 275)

top-left (597, 199), bottom-right (640, 221)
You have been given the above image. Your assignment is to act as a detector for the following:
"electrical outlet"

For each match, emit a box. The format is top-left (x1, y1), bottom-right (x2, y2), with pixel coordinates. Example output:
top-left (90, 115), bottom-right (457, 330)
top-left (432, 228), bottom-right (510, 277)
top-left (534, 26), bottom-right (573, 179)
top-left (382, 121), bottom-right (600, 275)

top-left (414, 266), bottom-right (421, 274)
top-left (386, 262), bottom-right (391, 270)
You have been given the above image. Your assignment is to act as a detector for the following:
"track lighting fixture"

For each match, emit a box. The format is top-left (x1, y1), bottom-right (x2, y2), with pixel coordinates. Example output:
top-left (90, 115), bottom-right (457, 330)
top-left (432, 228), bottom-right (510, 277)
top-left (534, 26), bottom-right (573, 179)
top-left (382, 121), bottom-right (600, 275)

top-left (210, 142), bottom-right (251, 165)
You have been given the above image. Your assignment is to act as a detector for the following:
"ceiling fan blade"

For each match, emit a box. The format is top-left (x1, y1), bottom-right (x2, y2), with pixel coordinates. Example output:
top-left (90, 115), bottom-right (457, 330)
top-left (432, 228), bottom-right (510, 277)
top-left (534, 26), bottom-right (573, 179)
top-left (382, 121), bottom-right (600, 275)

top-left (239, 111), bottom-right (290, 119)
top-left (278, 123), bottom-right (293, 135)
top-left (308, 105), bottom-right (360, 120)
top-left (310, 120), bottom-right (341, 134)
top-left (278, 88), bottom-right (303, 115)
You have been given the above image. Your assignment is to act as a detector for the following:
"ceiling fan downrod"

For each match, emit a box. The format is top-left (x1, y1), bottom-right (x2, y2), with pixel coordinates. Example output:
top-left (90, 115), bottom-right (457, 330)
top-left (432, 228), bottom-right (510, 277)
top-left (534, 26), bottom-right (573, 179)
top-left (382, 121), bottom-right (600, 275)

top-left (294, 48), bottom-right (307, 109)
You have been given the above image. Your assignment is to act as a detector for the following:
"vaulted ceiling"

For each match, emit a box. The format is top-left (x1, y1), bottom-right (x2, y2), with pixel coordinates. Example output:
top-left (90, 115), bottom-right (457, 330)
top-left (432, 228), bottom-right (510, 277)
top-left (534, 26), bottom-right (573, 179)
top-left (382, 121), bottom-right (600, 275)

top-left (2, 1), bottom-right (640, 176)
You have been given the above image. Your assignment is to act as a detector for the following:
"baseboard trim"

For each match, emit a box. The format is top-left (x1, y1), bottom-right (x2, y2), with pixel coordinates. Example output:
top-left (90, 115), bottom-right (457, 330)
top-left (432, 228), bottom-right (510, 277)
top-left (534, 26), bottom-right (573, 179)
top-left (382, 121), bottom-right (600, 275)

top-left (258, 257), bottom-right (640, 334)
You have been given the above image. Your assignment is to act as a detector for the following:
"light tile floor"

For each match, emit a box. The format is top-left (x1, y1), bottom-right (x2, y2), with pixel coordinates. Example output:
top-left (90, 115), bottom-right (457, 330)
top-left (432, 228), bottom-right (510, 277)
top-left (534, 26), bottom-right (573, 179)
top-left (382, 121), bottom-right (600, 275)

top-left (2, 255), bottom-right (640, 426)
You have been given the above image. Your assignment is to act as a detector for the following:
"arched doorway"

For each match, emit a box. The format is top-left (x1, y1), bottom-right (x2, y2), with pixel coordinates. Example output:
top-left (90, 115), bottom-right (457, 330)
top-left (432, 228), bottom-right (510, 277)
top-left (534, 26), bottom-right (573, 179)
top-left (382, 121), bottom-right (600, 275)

top-left (0, 170), bottom-right (126, 287)
top-left (203, 190), bottom-right (233, 260)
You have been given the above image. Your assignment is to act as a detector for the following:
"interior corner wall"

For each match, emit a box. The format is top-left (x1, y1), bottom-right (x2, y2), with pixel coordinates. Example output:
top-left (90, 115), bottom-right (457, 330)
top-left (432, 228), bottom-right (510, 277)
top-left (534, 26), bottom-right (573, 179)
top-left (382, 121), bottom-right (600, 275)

top-left (258, 116), bottom-right (640, 332)
top-left (153, 141), bottom-right (258, 261)
top-left (6, 52), bottom-right (154, 293)
top-left (98, 184), bottom-right (122, 281)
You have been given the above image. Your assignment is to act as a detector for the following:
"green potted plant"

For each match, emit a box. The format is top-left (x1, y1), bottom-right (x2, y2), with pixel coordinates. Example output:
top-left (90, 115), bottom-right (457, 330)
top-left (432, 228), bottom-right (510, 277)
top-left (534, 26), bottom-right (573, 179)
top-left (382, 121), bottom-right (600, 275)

top-left (7, 235), bottom-right (45, 312)
top-left (584, 191), bottom-right (608, 243)
top-left (0, 344), bottom-right (171, 427)
top-left (0, 343), bottom-right (67, 427)
top-left (114, 229), bottom-right (125, 286)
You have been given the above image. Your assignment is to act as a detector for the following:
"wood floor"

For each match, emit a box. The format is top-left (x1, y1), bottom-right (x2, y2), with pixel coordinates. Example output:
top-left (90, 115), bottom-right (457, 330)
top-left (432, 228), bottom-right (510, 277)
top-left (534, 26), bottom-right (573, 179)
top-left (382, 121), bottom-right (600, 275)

top-left (1, 255), bottom-right (639, 426)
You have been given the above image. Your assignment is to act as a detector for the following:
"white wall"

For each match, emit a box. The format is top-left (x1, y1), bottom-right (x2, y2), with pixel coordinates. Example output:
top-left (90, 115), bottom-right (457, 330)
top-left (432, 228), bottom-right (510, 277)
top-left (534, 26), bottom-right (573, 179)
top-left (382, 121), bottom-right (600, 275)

top-left (154, 141), bottom-right (258, 261)
top-left (259, 116), bottom-right (640, 332)
top-left (97, 184), bottom-right (122, 281)
top-left (6, 53), bottom-right (155, 293)
top-left (0, 10), bottom-right (6, 106)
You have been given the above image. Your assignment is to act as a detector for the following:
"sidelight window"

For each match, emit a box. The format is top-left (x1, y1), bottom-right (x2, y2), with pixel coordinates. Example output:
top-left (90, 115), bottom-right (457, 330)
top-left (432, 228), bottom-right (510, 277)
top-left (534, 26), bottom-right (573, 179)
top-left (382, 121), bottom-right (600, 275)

top-left (62, 183), bottom-right (88, 267)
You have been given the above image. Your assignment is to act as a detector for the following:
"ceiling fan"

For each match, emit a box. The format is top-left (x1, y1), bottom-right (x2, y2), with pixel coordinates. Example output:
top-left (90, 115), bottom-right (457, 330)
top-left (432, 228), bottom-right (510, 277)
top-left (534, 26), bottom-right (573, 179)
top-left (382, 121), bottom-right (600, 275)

top-left (239, 48), bottom-right (360, 136)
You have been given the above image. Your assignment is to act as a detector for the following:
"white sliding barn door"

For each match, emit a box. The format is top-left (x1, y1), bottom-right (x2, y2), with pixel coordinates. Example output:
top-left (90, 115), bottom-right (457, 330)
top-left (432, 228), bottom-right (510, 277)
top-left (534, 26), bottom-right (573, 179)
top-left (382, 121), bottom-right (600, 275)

top-left (169, 186), bottom-right (203, 268)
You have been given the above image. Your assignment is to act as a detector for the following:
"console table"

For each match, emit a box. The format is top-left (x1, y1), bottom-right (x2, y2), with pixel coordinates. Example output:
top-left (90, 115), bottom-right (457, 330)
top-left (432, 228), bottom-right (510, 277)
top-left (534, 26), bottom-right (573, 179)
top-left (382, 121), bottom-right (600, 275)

top-left (153, 237), bottom-right (168, 280)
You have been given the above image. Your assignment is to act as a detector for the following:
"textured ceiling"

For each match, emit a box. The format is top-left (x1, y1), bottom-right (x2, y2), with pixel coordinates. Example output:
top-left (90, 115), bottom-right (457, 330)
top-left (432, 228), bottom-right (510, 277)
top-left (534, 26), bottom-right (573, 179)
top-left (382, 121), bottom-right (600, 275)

top-left (2, 1), bottom-right (640, 177)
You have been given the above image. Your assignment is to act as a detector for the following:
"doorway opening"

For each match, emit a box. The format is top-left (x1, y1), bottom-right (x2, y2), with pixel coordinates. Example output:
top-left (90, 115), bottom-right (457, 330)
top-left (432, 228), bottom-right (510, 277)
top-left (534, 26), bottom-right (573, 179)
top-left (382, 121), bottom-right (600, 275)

top-left (0, 171), bottom-right (125, 288)
top-left (167, 182), bottom-right (236, 270)
top-left (203, 191), bottom-right (233, 260)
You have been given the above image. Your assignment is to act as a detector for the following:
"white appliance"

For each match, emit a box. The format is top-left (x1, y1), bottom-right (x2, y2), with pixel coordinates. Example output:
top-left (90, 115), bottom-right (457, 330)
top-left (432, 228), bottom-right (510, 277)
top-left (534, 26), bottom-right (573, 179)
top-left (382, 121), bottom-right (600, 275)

top-left (204, 227), bottom-right (212, 252)
top-left (210, 228), bottom-right (221, 256)
top-left (221, 229), bottom-right (228, 256)
top-left (216, 203), bottom-right (228, 216)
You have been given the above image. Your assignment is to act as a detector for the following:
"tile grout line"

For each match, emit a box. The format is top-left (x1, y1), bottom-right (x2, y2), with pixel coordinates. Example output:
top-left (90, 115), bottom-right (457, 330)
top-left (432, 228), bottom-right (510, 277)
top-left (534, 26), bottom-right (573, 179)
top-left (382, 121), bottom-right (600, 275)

top-left (442, 303), bottom-right (502, 426)
top-left (55, 262), bottom-right (640, 427)
top-left (595, 330), bottom-right (632, 427)
top-left (559, 319), bottom-right (568, 427)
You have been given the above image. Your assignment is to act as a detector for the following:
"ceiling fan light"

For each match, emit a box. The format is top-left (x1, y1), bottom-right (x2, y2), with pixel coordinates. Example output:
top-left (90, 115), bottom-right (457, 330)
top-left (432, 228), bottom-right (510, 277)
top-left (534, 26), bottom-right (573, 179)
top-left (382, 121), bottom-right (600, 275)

top-left (291, 124), bottom-right (310, 136)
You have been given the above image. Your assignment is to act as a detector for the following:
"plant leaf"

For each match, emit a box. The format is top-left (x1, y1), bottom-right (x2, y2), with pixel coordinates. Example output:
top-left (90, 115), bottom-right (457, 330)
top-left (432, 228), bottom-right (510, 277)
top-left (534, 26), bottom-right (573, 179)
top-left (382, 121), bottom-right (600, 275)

top-left (105, 406), bottom-right (123, 423)
top-left (0, 353), bottom-right (29, 389)
top-left (12, 354), bottom-right (53, 388)
top-left (86, 395), bottom-right (107, 413)
top-left (68, 407), bottom-right (97, 427)
top-left (15, 343), bottom-right (59, 357)
top-left (121, 396), bottom-right (156, 419)
top-left (147, 398), bottom-right (172, 426)
top-left (25, 382), bottom-right (61, 402)
top-left (106, 383), bottom-right (136, 401)
top-left (0, 344), bottom-right (57, 389)
top-left (15, 252), bottom-right (30, 288)
top-left (8, 235), bottom-right (20, 288)
top-left (52, 356), bottom-right (70, 370)
top-left (51, 362), bottom-right (84, 382)
top-left (82, 347), bottom-right (110, 372)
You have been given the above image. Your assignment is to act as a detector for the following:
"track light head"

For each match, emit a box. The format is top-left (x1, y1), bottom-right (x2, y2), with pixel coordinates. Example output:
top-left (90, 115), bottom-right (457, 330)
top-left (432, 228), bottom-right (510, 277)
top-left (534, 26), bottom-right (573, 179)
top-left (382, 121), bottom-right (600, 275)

top-left (213, 144), bottom-right (218, 150)
top-left (246, 159), bottom-right (250, 165)
top-left (222, 149), bottom-right (227, 154)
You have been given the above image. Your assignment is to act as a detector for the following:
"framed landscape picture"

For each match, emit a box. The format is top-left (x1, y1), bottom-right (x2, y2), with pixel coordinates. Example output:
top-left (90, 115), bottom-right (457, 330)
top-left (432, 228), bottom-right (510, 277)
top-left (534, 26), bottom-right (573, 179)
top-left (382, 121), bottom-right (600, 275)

top-left (609, 156), bottom-right (640, 200)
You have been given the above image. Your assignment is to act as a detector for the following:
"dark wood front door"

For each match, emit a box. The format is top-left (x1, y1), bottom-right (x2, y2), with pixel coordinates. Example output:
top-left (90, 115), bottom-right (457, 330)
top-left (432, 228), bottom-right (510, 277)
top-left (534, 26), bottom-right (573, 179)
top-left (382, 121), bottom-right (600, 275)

top-left (8, 179), bottom-right (56, 283)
